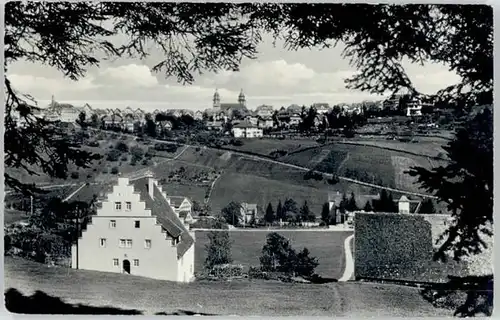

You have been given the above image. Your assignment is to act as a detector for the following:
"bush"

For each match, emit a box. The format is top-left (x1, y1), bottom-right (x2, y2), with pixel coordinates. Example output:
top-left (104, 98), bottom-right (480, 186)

top-left (87, 140), bottom-right (99, 147)
top-left (120, 155), bottom-right (128, 161)
top-left (106, 149), bottom-right (121, 161)
top-left (111, 167), bottom-right (119, 175)
top-left (5, 235), bottom-right (12, 253)
top-left (141, 159), bottom-right (149, 166)
top-left (70, 172), bottom-right (79, 179)
top-left (115, 141), bottom-right (129, 153)
top-left (232, 139), bottom-right (244, 146)
top-left (130, 146), bottom-right (144, 162)
top-left (204, 228), bottom-right (233, 269)
top-left (259, 232), bottom-right (319, 278)
top-left (209, 264), bottom-right (243, 278)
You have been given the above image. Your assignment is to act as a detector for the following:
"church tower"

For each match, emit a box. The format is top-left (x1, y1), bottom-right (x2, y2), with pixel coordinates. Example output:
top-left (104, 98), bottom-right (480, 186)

top-left (238, 89), bottom-right (246, 107)
top-left (213, 88), bottom-right (221, 109)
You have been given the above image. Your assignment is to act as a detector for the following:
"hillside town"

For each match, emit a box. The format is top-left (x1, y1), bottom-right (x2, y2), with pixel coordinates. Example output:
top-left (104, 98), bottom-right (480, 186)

top-left (12, 88), bottom-right (448, 139)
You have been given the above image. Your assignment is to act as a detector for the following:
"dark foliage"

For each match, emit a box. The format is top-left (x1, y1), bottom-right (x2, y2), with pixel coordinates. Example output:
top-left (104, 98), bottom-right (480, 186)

top-left (204, 229), bottom-right (233, 270)
top-left (259, 233), bottom-right (319, 277)
top-left (420, 275), bottom-right (493, 317)
top-left (408, 108), bottom-right (493, 261)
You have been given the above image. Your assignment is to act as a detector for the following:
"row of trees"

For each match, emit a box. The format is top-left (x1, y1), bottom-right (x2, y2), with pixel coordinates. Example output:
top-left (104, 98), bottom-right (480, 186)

top-left (264, 199), bottom-right (316, 225)
top-left (204, 229), bottom-right (319, 278)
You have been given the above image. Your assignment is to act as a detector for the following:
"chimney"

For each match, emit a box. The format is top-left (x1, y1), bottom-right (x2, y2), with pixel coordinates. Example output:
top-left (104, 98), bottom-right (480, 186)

top-left (144, 170), bottom-right (155, 199)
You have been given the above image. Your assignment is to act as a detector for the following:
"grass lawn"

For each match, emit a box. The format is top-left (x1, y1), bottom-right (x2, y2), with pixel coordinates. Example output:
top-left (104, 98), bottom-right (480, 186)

top-left (4, 256), bottom-right (451, 316)
top-left (226, 138), bottom-right (319, 156)
top-left (194, 230), bottom-right (353, 279)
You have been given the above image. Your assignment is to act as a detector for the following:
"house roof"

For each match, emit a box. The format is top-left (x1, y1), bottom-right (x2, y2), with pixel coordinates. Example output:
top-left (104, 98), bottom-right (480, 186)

top-left (220, 103), bottom-right (246, 111)
top-left (168, 196), bottom-right (187, 208)
top-left (179, 211), bottom-right (191, 219)
top-left (399, 195), bottom-right (410, 202)
top-left (233, 121), bottom-right (257, 129)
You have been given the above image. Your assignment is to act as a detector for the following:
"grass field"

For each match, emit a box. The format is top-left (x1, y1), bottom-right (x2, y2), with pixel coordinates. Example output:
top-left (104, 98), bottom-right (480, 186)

top-left (208, 172), bottom-right (333, 215)
top-left (226, 138), bottom-right (319, 156)
top-left (4, 256), bottom-right (451, 316)
top-left (194, 230), bottom-right (353, 279)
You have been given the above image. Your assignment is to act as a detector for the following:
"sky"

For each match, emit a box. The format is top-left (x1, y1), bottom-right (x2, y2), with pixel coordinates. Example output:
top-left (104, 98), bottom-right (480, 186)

top-left (7, 33), bottom-right (462, 112)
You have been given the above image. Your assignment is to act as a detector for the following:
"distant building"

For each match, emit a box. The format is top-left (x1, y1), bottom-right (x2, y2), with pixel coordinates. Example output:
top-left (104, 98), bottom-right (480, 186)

top-left (256, 105), bottom-right (273, 118)
top-left (289, 113), bottom-right (302, 127)
top-left (240, 202), bottom-right (258, 225)
top-left (45, 96), bottom-right (81, 123)
top-left (71, 172), bottom-right (196, 282)
top-left (398, 195), bottom-right (422, 214)
top-left (232, 121), bottom-right (263, 138)
top-left (312, 103), bottom-right (330, 114)
top-left (206, 88), bottom-right (248, 120)
top-left (257, 117), bottom-right (274, 129)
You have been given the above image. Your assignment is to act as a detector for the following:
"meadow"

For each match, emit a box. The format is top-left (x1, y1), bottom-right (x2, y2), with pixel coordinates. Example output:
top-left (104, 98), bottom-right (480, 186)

top-left (194, 230), bottom-right (353, 279)
top-left (4, 256), bottom-right (451, 316)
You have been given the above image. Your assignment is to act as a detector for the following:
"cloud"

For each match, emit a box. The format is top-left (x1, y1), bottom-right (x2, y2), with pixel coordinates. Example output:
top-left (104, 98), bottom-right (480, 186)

top-left (7, 58), bottom-right (462, 111)
top-left (93, 64), bottom-right (159, 87)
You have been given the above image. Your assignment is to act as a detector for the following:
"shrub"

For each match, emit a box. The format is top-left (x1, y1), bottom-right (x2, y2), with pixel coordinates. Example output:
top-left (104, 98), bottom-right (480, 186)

top-left (87, 140), bottom-right (99, 147)
top-left (70, 172), bottom-right (79, 179)
top-left (115, 141), bottom-right (129, 153)
top-left (86, 174), bottom-right (92, 179)
top-left (5, 235), bottom-right (12, 253)
top-left (141, 159), bottom-right (149, 166)
top-left (111, 167), bottom-right (119, 175)
top-left (130, 146), bottom-right (144, 162)
top-left (209, 264), bottom-right (243, 278)
top-left (232, 139), bottom-right (243, 146)
top-left (248, 266), bottom-right (268, 279)
top-left (120, 155), bottom-right (128, 161)
top-left (204, 228), bottom-right (233, 270)
top-left (259, 232), bottom-right (318, 278)
top-left (106, 149), bottom-right (121, 161)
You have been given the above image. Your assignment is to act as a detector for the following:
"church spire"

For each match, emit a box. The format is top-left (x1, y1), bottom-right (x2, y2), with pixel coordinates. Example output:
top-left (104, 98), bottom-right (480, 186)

top-left (238, 88), bottom-right (246, 107)
top-left (213, 88), bottom-right (221, 108)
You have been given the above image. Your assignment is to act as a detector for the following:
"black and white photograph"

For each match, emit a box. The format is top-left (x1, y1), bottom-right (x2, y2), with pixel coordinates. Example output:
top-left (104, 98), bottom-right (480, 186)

top-left (3, 2), bottom-right (494, 317)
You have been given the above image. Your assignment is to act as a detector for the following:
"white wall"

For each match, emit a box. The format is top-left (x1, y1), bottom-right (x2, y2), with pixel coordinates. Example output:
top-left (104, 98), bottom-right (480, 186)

top-left (233, 128), bottom-right (245, 138)
top-left (75, 215), bottom-right (180, 281)
top-left (177, 231), bottom-right (196, 282)
top-left (398, 201), bottom-right (410, 214)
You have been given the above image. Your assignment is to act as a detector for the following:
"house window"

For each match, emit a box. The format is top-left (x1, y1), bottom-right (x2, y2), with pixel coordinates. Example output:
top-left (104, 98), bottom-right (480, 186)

top-left (99, 238), bottom-right (107, 247)
top-left (114, 202), bottom-right (122, 210)
top-left (119, 239), bottom-right (126, 248)
top-left (110, 220), bottom-right (116, 228)
top-left (126, 239), bottom-right (133, 248)
top-left (171, 236), bottom-right (180, 246)
top-left (133, 259), bottom-right (139, 267)
top-left (134, 220), bottom-right (140, 228)
top-left (113, 259), bottom-right (119, 266)
top-left (126, 202), bottom-right (132, 211)
top-left (145, 239), bottom-right (151, 249)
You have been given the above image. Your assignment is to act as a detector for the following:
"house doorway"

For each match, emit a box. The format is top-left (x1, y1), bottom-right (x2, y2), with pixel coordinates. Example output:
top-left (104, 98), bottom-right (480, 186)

top-left (123, 259), bottom-right (131, 274)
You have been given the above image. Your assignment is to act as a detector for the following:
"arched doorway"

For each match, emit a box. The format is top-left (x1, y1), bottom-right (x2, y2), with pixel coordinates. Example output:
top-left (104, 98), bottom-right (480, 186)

top-left (123, 259), bottom-right (131, 274)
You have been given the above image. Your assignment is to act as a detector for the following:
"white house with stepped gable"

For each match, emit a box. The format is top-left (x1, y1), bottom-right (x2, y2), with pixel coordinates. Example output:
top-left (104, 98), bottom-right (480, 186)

top-left (71, 171), bottom-right (195, 282)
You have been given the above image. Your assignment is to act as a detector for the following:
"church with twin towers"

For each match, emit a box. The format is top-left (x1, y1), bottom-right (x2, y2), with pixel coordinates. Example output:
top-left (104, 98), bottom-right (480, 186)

top-left (212, 88), bottom-right (247, 110)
